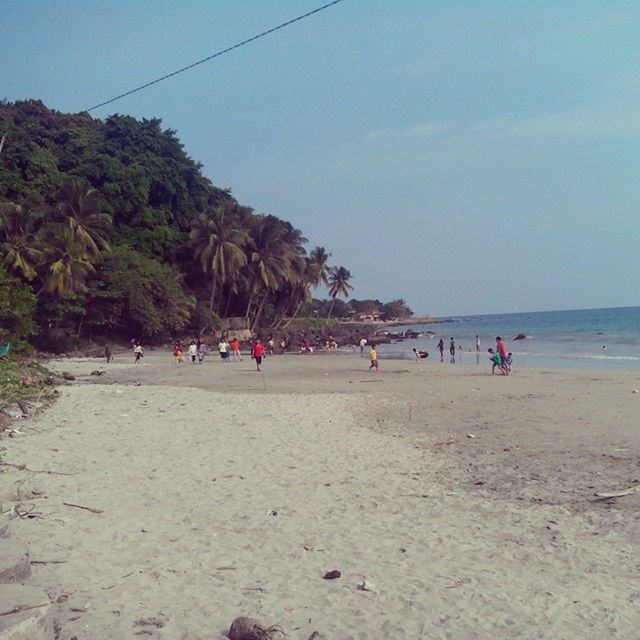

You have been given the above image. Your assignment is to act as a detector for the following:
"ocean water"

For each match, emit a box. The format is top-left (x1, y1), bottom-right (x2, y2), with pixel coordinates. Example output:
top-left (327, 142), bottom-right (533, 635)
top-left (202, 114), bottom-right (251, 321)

top-left (376, 306), bottom-right (640, 370)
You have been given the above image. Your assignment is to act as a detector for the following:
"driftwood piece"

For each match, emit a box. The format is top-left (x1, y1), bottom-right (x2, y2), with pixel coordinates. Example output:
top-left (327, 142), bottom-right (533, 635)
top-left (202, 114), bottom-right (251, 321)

top-left (0, 602), bottom-right (49, 617)
top-left (593, 485), bottom-right (640, 500)
top-left (0, 461), bottom-right (76, 476)
top-left (63, 502), bottom-right (104, 514)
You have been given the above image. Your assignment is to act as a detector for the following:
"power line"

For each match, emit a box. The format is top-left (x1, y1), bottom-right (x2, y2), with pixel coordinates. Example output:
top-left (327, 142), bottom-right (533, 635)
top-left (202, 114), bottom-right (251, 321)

top-left (85, 0), bottom-right (346, 113)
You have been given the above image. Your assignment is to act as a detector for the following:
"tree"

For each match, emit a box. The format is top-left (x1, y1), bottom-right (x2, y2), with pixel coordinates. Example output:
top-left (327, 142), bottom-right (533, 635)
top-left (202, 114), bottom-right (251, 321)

top-left (41, 227), bottom-right (96, 298)
top-left (0, 265), bottom-right (36, 341)
top-left (327, 266), bottom-right (354, 318)
top-left (381, 299), bottom-right (413, 319)
top-left (0, 202), bottom-right (44, 280)
top-left (189, 207), bottom-right (249, 310)
top-left (307, 246), bottom-right (332, 289)
top-left (54, 179), bottom-right (112, 260)
top-left (85, 246), bottom-right (194, 339)
top-left (244, 215), bottom-right (293, 328)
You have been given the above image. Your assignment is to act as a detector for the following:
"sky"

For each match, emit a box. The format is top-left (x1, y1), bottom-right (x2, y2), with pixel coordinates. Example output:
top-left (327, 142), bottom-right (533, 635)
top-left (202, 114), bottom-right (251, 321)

top-left (3, 1), bottom-right (640, 316)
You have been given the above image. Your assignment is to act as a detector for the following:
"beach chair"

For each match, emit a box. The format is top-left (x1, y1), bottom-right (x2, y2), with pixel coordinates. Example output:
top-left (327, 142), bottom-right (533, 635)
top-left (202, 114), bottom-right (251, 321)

top-left (0, 343), bottom-right (11, 359)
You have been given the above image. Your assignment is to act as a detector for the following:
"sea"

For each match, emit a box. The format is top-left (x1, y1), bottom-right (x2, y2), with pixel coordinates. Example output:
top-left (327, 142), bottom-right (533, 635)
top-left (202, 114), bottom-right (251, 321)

top-left (376, 306), bottom-right (640, 370)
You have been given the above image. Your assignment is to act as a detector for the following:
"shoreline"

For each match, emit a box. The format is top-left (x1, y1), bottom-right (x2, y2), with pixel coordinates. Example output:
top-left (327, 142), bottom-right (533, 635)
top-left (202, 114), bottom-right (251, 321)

top-left (1, 353), bottom-right (638, 639)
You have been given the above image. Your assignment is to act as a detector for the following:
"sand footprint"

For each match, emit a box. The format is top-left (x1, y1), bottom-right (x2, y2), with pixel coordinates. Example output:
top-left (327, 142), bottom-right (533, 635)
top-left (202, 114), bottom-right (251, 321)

top-left (134, 614), bottom-right (167, 636)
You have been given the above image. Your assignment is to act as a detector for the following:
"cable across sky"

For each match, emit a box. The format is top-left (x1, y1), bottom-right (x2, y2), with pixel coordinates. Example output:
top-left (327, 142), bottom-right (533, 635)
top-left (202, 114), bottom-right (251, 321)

top-left (84, 0), bottom-right (345, 113)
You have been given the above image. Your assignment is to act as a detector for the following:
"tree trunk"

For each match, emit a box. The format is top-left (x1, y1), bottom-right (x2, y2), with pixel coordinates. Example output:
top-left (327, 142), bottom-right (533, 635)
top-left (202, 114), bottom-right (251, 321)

top-left (209, 278), bottom-right (217, 310)
top-left (244, 287), bottom-right (253, 318)
top-left (279, 299), bottom-right (303, 330)
top-left (327, 296), bottom-right (336, 319)
top-left (223, 290), bottom-right (232, 318)
top-left (251, 293), bottom-right (268, 332)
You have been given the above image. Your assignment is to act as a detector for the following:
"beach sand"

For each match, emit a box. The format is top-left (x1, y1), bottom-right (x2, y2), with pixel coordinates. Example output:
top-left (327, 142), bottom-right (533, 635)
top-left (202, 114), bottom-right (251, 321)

top-left (1, 351), bottom-right (639, 639)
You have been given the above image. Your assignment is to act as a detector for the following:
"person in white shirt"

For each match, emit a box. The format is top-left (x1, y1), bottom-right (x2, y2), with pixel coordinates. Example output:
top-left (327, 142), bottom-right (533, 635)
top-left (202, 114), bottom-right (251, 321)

top-left (188, 340), bottom-right (198, 363)
top-left (218, 340), bottom-right (230, 362)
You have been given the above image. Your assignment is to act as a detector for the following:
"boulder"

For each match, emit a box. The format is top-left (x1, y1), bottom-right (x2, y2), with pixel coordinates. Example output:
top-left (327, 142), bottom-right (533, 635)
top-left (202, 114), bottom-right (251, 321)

top-left (0, 584), bottom-right (53, 640)
top-left (513, 333), bottom-right (527, 340)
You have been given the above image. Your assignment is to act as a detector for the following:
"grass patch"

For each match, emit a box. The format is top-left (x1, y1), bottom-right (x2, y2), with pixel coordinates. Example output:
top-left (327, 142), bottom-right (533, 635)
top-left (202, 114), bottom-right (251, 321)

top-left (0, 358), bottom-right (58, 406)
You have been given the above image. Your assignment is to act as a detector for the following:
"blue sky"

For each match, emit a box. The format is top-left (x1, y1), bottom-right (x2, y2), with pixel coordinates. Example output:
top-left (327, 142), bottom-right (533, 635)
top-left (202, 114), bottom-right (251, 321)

top-left (3, 1), bottom-right (640, 315)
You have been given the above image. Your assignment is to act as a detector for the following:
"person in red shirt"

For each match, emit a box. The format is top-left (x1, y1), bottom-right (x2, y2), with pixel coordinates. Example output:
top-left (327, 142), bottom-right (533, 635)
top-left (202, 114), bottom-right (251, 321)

top-left (495, 337), bottom-right (509, 376)
top-left (251, 339), bottom-right (266, 371)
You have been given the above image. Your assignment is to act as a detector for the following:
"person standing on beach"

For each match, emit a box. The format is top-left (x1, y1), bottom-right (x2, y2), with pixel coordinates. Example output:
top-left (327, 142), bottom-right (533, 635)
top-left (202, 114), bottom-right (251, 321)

top-left (133, 341), bottom-right (143, 363)
top-left (495, 337), bottom-right (509, 375)
top-left (359, 337), bottom-right (367, 356)
top-left (230, 337), bottom-right (242, 361)
top-left (437, 338), bottom-right (444, 362)
top-left (197, 339), bottom-right (206, 363)
top-left (449, 337), bottom-right (456, 362)
top-left (218, 338), bottom-right (230, 362)
top-left (369, 343), bottom-right (379, 371)
top-left (188, 340), bottom-right (197, 364)
top-left (105, 345), bottom-right (112, 363)
top-left (251, 338), bottom-right (265, 371)
top-left (475, 335), bottom-right (480, 352)
top-left (174, 341), bottom-right (184, 364)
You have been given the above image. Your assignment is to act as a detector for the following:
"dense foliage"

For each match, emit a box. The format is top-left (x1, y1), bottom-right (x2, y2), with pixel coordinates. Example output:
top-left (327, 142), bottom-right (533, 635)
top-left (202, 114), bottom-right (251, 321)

top-left (0, 100), bottom-right (409, 348)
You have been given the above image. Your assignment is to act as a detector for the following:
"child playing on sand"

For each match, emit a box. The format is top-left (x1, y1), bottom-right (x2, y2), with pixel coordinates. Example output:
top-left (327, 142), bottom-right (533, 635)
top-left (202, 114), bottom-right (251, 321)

top-left (133, 341), bottom-right (143, 363)
top-left (488, 348), bottom-right (505, 375)
top-left (229, 338), bottom-right (242, 361)
top-left (505, 352), bottom-right (513, 372)
top-left (105, 345), bottom-right (112, 364)
top-left (369, 343), bottom-right (379, 371)
top-left (413, 348), bottom-right (428, 362)
top-left (174, 341), bottom-right (184, 364)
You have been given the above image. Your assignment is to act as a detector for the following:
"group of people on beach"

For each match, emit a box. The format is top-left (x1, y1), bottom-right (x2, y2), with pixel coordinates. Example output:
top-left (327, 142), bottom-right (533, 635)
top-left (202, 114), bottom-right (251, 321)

top-left (171, 337), bottom-right (267, 370)
top-left (430, 334), bottom-right (512, 374)
top-left (488, 336), bottom-right (512, 375)
top-left (119, 332), bottom-right (512, 375)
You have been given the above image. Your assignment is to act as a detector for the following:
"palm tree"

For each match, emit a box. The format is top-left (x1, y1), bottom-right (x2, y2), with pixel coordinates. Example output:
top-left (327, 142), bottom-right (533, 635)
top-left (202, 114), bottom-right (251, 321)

top-left (189, 207), bottom-right (250, 311)
top-left (307, 246), bottom-right (332, 290)
top-left (243, 215), bottom-right (293, 328)
top-left (55, 179), bottom-right (112, 260)
top-left (268, 252), bottom-right (310, 329)
top-left (41, 227), bottom-right (96, 298)
top-left (327, 266), bottom-right (354, 318)
top-left (0, 202), bottom-right (44, 280)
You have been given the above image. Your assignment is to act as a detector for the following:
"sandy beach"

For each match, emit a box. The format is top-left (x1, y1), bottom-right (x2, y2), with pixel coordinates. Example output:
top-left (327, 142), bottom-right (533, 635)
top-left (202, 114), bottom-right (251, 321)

top-left (1, 350), bottom-right (639, 639)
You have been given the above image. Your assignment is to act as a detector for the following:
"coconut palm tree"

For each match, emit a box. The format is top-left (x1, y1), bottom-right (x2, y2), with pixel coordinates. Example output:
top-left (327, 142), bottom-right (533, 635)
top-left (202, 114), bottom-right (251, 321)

top-left (307, 246), bottom-right (332, 290)
top-left (243, 215), bottom-right (293, 327)
top-left (189, 207), bottom-right (250, 311)
top-left (268, 251), bottom-right (310, 329)
top-left (41, 227), bottom-right (96, 298)
top-left (327, 266), bottom-right (354, 318)
top-left (55, 179), bottom-right (112, 260)
top-left (0, 202), bottom-right (44, 280)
